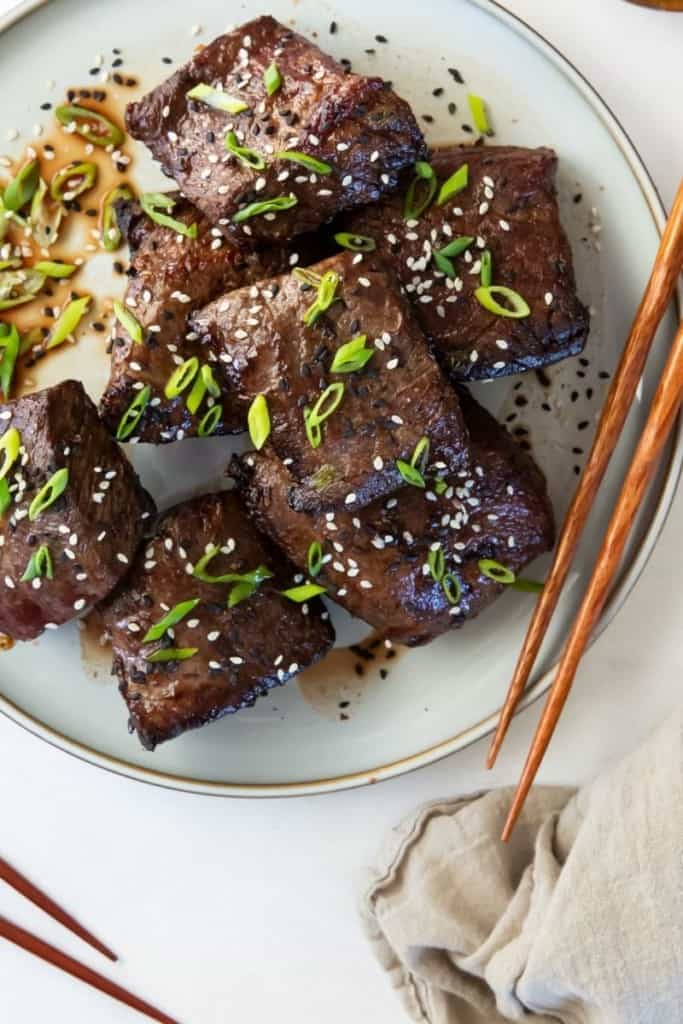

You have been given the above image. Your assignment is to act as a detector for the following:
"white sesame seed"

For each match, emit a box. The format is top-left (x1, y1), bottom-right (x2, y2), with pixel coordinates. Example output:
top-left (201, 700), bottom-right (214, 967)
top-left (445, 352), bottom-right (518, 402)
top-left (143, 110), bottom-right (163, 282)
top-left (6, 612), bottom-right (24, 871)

top-left (116, 553), bottom-right (129, 564)
top-left (499, 219), bottom-right (510, 231)
top-left (373, 456), bottom-right (384, 471)
top-left (495, 338), bottom-right (509, 350)
top-left (544, 292), bottom-right (554, 306)
top-left (73, 598), bottom-right (86, 611)
top-left (478, 201), bottom-right (489, 216)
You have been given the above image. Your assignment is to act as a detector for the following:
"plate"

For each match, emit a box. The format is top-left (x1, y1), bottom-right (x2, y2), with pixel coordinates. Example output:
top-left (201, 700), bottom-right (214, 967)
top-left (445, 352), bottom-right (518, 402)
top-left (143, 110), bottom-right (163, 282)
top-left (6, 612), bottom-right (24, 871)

top-left (0, 0), bottom-right (680, 795)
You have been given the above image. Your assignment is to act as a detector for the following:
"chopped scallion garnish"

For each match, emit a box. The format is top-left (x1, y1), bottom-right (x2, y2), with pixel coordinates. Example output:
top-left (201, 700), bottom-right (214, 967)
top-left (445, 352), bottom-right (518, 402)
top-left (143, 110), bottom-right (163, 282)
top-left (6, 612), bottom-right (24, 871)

top-left (198, 403), bottom-right (222, 437)
top-left (55, 104), bottom-right (124, 147)
top-left (410, 436), bottom-right (430, 473)
top-left (468, 94), bottom-right (491, 136)
top-left (49, 161), bottom-right (97, 203)
top-left (0, 426), bottom-right (21, 481)
top-left (113, 300), bottom-right (143, 344)
top-left (307, 541), bottom-right (324, 578)
top-left (396, 459), bottom-right (425, 488)
top-left (248, 394), bottom-right (271, 450)
top-left (280, 583), bottom-right (327, 602)
top-left (116, 385), bottom-right (151, 441)
top-left (45, 295), bottom-right (91, 350)
top-left (475, 285), bottom-right (530, 319)
top-left (146, 647), bottom-right (198, 663)
top-left (274, 150), bottom-right (332, 174)
top-left (436, 163), bottom-right (468, 206)
top-left (143, 598), bottom-right (200, 644)
top-left (478, 558), bottom-right (515, 584)
top-left (264, 62), bottom-right (282, 97)
top-left (225, 130), bottom-right (267, 171)
top-left (0, 267), bottom-right (45, 310)
top-left (186, 364), bottom-right (220, 415)
top-left (432, 235), bottom-right (474, 278)
top-left (164, 357), bottom-right (199, 399)
top-left (2, 159), bottom-right (40, 212)
top-left (330, 334), bottom-right (373, 374)
top-left (28, 467), bottom-right (69, 521)
top-left (193, 545), bottom-right (273, 588)
top-left (442, 572), bottom-right (462, 606)
top-left (0, 480), bottom-right (11, 517)
top-left (0, 325), bottom-right (19, 400)
top-left (427, 545), bottom-right (445, 583)
top-left (232, 194), bottom-right (298, 224)
top-left (403, 161), bottom-right (437, 221)
top-left (100, 184), bottom-right (134, 252)
top-left (512, 578), bottom-right (544, 593)
top-left (301, 269), bottom-right (340, 326)
top-left (480, 249), bottom-right (492, 288)
top-left (186, 83), bottom-right (249, 114)
top-left (333, 231), bottom-right (376, 253)
top-left (34, 261), bottom-right (77, 279)
top-left (140, 192), bottom-right (198, 239)
top-left (20, 544), bottom-right (53, 583)
top-left (304, 382), bottom-right (345, 448)
top-left (29, 178), bottom-right (64, 249)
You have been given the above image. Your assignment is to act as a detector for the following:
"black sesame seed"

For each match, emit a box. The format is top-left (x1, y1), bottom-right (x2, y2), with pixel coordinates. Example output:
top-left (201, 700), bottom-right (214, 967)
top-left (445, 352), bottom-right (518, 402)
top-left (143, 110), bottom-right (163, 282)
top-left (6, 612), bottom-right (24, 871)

top-left (573, 466), bottom-right (580, 475)
top-left (354, 663), bottom-right (364, 677)
top-left (570, 390), bottom-right (579, 402)
top-left (448, 102), bottom-right (457, 115)
top-left (598, 370), bottom-right (610, 379)
top-left (40, 101), bottom-right (52, 111)
top-left (85, 208), bottom-right (97, 218)
top-left (329, 20), bottom-right (337, 33)
top-left (448, 67), bottom-right (464, 84)
top-left (125, 77), bottom-right (136, 87)
top-left (577, 420), bottom-right (589, 430)
top-left (576, 370), bottom-right (586, 379)
top-left (364, 48), bottom-right (376, 54)
top-left (113, 73), bottom-right (124, 85)
top-left (162, 57), bottom-right (173, 64)
top-left (89, 67), bottom-right (99, 76)
top-left (573, 193), bottom-right (582, 204)
top-left (422, 114), bottom-right (434, 124)
top-left (112, 58), bottom-right (123, 67)
top-left (93, 322), bottom-right (105, 333)
top-left (461, 123), bottom-right (473, 133)
top-left (433, 87), bottom-right (444, 97)
top-left (380, 668), bottom-right (388, 679)
top-left (579, 357), bottom-right (590, 366)
top-left (113, 261), bottom-right (124, 274)
top-left (375, 34), bottom-right (388, 42)
top-left (340, 713), bottom-right (350, 721)
top-left (67, 89), bottom-right (76, 101)
top-left (338, 700), bottom-right (349, 708)
top-left (572, 446), bottom-right (583, 455)
top-left (541, 402), bottom-right (551, 413)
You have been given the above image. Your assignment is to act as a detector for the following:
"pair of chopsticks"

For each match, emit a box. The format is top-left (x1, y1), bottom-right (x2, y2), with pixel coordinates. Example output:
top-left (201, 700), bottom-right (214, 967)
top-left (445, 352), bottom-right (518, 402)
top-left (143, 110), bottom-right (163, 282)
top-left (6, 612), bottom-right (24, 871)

top-left (0, 854), bottom-right (179, 1023)
top-left (489, 179), bottom-right (683, 841)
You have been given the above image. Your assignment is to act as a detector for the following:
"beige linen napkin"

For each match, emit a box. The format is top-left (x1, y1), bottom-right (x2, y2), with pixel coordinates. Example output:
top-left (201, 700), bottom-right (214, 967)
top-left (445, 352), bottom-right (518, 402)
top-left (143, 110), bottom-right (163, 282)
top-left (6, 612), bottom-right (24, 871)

top-left (363, 707), bottom-right (683, 1024)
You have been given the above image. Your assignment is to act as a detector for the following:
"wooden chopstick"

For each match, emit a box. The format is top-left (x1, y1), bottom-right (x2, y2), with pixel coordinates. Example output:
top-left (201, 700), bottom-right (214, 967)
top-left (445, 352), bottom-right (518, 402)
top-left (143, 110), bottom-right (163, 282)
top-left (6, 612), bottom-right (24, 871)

top-left (0, 855), bottom-right (117, 961)
top-left (501, 316), bottom-right (683, 840)
top-left (487, 178), bottom-right (683, 769)
top-left (0, 914), bottom-right (180, 1024)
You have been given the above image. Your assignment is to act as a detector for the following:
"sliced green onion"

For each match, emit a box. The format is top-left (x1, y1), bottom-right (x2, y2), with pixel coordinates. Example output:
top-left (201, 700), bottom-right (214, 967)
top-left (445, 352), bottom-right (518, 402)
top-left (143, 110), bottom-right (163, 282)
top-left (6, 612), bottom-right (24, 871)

top-left (29, 178), bottom-right (64, 248)
top-left (164, 357), bottom-right (199, 399)
top-left (227, 580), bottom-right (257, 608)
top-left (3, 159), bottom-right (40, 212)
top-left (304, 382), bottom-right (345, 449)
top-left (198, 403), bottom-right (222, 437)
top-left (475, 285), bottom-right (530, 319)
top-left (34, 260), bottom-right (77, 279)
top-left (19, 326), bottom-right (43, 356)
top-left (292, 267), bottom-right (322, 288)
top-left (274, 150), bottom-right (332, 174)
top-left (186, 83), bottom-right (248, 114)
top-left (232, 194), bottom-right (298, 224)
top-left (225, 130), bottom-right (266, 171)
top-left (146, 647), bottom-right (198, 663)
top-left (333, 231), bottom-right (376, 253)
top-left (0, 480), bottom-right (11, 516)
top-left (186, 364), bottom-right (220, 415)
top-left (478, 558), bottom-right (515, 584)
top-left (307, 541), bottom-right (324, 578)
top-left (434, 477), bottom-right (448, 496)
top-left (55, 104), bottom-right (124, 147)
top-left (113, 300), bottom-right (143, 344)
top-left (140, 192), bottom-right (197, 239)
top-left (468, 94), bottom-right (491, 135)
top-left (0, 260), bottom-right (21, 271)
top-left (480, 249), bottom-right (492, 288)
top-left (396, 459), bottom-right (425, 488)
top-left (512, 578), bottom-right (544, 593)
top-left (100, 184), bottom-right (134, 251)
top-left (280, 583), bottom-right (326, 602)
top-left (28, 467), bottom-right (69, 521)
top-left (45, 295), bottom-right (91, 350)
top-left (442, 572), bottom-right (462, 606)
top-left (193, 545), bottom-right (273, 588)
top-left (403, 161), bottom-right (437, 221)
top-left (330, 334), bottom-right (373, 374)
top-left (302, 269), bottom-right (340, 326)
top-left (264, 62), bottom-right (282, 97)
top-left (0, 427), bottom-right (21, 481)
top-left (143, 597), bottom-right (200, 644)
top-left (427, 545), bottom-right (445, 583)
top-left (410, 436), bottom-right (430, 473)
top-left (49, 161), bottom-right (97, 203)
top-left (20, 544), bottom-right (53, 583)
top-left (436, 163), bottom-right (468, 206)
top-left (432, 235), bottom-right (474, 278)
top-left (0, 324), bottom-right (20, 399)
top-left (0, 268), bottom-right (45, 310)
top-left (248, 394), bottom-right (271, 450)
top-left (116, 385), bottom-right (151, 441)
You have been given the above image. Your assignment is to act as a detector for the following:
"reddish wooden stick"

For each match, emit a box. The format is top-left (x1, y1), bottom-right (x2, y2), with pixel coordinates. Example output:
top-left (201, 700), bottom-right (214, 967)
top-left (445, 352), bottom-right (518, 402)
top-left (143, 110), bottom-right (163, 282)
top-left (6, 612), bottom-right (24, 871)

top-left (487, 179), bottom-right (683, 769)
top-left (0, 915), bottom-right (180, 1024)
top-left (0, 855), bottom-right (116, 961)
top-left (501, 318), bottom-right (683, 840)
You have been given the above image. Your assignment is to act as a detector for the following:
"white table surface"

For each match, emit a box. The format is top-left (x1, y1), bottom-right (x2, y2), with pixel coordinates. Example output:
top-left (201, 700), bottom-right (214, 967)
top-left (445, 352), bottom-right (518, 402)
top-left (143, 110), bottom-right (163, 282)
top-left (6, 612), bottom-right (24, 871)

top-left (0, 1), bottom-right (682, 1021)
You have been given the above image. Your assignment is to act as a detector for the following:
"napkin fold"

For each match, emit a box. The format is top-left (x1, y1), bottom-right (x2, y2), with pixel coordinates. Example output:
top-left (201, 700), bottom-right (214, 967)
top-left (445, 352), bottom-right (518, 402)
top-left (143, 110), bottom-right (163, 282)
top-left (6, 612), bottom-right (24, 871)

top-left (362, 708), bottom-right (683, 1024)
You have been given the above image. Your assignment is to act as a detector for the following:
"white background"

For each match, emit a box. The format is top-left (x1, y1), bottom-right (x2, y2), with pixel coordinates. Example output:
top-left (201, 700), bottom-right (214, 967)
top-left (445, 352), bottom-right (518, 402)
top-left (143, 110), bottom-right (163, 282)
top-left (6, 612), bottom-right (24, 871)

top-left (1, 1), bottom-right (682, 1022)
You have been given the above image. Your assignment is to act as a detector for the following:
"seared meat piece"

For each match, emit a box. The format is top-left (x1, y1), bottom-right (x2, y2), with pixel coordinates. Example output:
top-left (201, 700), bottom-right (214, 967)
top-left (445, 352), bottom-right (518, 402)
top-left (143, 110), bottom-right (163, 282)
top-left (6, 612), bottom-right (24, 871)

top-left (99, 196), bottom-right (299, 444)
top-left (191, 251), bottom-right (469, 512)
top-left (126, 15), bottom-right (425, 246)
top-left (0, 381), bottom-right (155, 642)
top-left (233, 391), bottom-right (554, 646)
top-left (101, 491), bottom-right (334, 750)
top-left (343, 146), bottom-right (589, 380)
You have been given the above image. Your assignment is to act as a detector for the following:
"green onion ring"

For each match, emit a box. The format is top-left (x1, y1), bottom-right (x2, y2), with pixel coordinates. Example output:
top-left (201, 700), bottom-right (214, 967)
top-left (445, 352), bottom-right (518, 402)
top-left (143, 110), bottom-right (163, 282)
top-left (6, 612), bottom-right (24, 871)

top-left (232, 194), bottom-right (298, 224)
top-left (55, 104), bottom-right (124, 147)
top-left (480, 249), bottom-right (493, 288)
top-left (474, 285), bottom-right (530, 319)
top-left (403, 161), bottom-right (437, 221)
top-left (478, 558), bottom-right (516, 584)
top-left (198, 403), bottom-right (222, 437)
top-left (164, 357), bottom-right (199, 399)
top-left (333, 232), bottom-right (376, 253)
top-left (410, 436), bottom-right (430, 473)
top-left (436, 164), bottom-right (468, 206)
top-left (143, 597), bottom-right (200, 644)
top-left (2, 159), bottom-right (40, 212)
top-left (20, 544), bottom-right (53, 583)
top-left (140, 192), bottom-right (198, 239)
top-left (274, 150), bottom-right (332, 175)
top-left (427, 545), bottom-right (445, 583)
top-left (100, 184), bottom-right (134, 252)
top-left (432, 235), bottom-right (474, 278)
top-left (302, 270), bottom-right (340, 326)
top-left (304, 382), bottom-right (345, 448)
top-left (49, 161), bottom-right (98, 203)
top-left (0, 426), bottom-right (21, 481)
top-left (307, 541), bottom-right (324, 578)
top-left (442, 572), bottom-right (462, 606)
top-left (116, 385), bottom-right (151, 441)
top-left (28, 467), bottom-right (69, 521)
top-left (186, 83), bottom-right (248, 114)
top-left (225, 130), bottom-right (267, 171)
top-left (0, 268), bottom-right (45, 311)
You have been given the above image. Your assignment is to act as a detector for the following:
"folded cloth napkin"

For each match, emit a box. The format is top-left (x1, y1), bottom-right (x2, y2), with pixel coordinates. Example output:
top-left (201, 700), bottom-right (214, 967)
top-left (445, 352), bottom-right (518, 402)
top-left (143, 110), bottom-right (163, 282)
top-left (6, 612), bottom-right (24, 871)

top-left (362, 707), bottom-right (683, 1024)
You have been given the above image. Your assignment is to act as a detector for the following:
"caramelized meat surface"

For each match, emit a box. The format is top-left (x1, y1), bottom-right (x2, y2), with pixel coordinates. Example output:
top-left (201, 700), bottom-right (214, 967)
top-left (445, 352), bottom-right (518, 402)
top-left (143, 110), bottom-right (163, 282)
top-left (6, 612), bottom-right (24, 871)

top-left (126, 15), bottom-right (425, 246)
top-left (101, 491), bottom-right (334, 749)
top-left (191, 251), bottom-right (469, 512)
top-left (99, 196), bottom-right (299, 444)
top-left (0, 381), bottom-right (155, 642)
top-left (343, 146), bottom-right (589, 380)
top-left (233, 391), bottom-right (554, 646)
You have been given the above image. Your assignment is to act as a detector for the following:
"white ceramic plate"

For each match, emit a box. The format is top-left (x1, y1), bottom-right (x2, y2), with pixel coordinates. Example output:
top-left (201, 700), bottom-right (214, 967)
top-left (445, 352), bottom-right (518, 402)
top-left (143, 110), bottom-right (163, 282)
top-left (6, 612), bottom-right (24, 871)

top-left (0, 0), bottom-right (680, 795)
